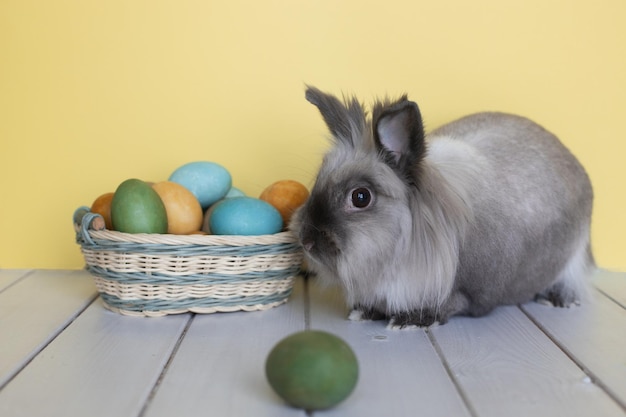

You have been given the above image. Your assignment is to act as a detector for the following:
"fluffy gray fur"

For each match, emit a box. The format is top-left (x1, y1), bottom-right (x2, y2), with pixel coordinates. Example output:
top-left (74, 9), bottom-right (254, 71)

top-left (290, 86), bottom-right (595, 328)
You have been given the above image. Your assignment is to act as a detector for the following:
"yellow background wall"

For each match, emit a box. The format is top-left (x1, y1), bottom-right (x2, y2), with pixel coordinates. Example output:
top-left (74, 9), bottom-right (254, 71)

top-left (1, 0), bottom-right (624, 270)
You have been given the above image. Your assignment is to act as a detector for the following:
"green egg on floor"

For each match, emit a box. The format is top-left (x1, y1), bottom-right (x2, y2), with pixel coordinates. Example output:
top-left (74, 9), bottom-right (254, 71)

top-left (265, 330), bottom-right (359, 411)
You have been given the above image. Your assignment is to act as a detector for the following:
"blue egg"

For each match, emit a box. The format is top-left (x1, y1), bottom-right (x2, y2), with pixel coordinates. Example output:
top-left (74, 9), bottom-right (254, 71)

top-left (210, 197), bottom-right (283, 235)
top-left (224, 186), bottom-right (246, 199)
top-left (169, 161), bottom-right (231, 210)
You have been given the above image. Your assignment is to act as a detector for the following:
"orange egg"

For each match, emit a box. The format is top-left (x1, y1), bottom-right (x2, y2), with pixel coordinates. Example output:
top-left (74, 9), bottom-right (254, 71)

top-left (259, 180), bottom-right (309, 227)
top-left (152, 181), bottom-right (203, 234)
top-left (90, 192), bottom-right (114, 230)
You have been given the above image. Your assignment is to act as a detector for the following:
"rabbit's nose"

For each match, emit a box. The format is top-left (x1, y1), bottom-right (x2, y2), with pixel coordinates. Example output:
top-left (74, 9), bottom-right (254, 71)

top-left (302, 240), bottom-right (315, 252)
top-left (300, 223), bottom-right (318, 252)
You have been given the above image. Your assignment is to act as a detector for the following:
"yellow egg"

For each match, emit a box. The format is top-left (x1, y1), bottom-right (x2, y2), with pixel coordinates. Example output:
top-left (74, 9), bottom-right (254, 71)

top-left (152, 181), bottom-right (203, 234)
top-left (260, 180), bottom-right (310, 227)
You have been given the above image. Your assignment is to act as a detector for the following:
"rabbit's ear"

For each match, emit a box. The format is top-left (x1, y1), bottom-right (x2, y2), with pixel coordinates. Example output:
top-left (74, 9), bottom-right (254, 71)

top-left (373, 98), bottom-right (426, 172)
top-left (305, 86), bottom-right (365, 147)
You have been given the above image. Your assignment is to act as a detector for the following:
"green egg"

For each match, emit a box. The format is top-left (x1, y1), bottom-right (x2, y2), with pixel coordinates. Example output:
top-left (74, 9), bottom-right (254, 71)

top-left (265, 330), bottom-right (359, 411)
top-left (111, 178), bottom-right (168, 233)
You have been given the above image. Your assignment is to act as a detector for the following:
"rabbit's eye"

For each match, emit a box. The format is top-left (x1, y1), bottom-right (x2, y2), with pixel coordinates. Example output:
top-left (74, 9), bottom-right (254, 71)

top-left (351, 188), bottom-right (372, 208)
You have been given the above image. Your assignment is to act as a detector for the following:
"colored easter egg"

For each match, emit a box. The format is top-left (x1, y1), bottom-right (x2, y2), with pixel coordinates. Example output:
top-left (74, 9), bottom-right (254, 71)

top-left (152, 181), bottom-right (203, 234)
top-left (209, 197), bottom-right (283, 235)
top-left (260, 180), bottom-right (309, 227)
top-left (265, 330), bottom-right (359, 411)
top-left (168, 161), bottom-right (232, 209)
top-left (225, 186), bottom-right (246, 199)
top-left (111, 179), bottom-right (168, 234)
top-left (90, 192), bottom-right (114, 229)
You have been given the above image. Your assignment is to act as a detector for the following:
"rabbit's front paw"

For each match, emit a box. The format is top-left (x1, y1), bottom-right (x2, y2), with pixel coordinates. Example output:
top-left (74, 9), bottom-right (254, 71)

top-left (387, 310), bottom-right (442, 329)
top-left (348, 305), bottom-right (386, 321)
top-left (535, 282), bottom-right (581, 308)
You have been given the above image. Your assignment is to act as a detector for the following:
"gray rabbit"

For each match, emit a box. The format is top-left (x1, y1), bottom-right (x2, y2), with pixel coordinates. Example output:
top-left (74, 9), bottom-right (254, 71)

top-left (290, 86), bottom-right (595, 328)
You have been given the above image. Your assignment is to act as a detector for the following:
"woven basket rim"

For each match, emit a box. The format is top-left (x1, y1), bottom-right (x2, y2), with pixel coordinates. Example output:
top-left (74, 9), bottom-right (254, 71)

top-left (85, 229), bottom-right (298, 246)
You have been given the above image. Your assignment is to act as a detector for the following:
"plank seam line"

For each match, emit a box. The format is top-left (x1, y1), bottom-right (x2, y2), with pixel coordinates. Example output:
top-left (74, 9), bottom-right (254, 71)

top-left (426, 329), bottom-right (480, 417)
top-left (595, 287), bottom-right (626, 311)
top-left (519, 304), bottom-right (626, 412)
top-left (0, 292), bottom-right (99, 392)
top-left (302, 274), bottom-right (313, 417)
top-left (138, 313), bottom-right (196, 417)
top-left (0, 269), bottom-right (37, 295)
top-left (303, 273), bottom-right (311, 330)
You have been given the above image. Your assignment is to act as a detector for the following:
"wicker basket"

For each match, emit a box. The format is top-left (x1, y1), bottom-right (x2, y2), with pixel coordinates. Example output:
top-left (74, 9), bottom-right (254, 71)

top-left (73, 207), bottom-right (304, 317)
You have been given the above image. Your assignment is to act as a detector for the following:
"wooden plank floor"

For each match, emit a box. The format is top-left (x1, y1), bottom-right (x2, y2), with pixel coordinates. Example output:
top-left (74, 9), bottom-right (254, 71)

top-left (0, 269), bottom-right (624, 417)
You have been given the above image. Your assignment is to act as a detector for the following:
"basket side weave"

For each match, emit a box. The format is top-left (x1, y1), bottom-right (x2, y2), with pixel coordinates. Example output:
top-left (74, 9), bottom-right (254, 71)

top-left (74, 209), bottom-right (303, 316)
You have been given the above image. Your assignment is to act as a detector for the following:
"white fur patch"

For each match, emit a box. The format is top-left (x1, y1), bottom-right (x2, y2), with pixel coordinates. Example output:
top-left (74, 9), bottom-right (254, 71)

top-left (348, 309), bottom-right (365, 321)
top-left (427, 136), bottom-right (488, 203)
top-left (553, 228), bottom-right (594, 304)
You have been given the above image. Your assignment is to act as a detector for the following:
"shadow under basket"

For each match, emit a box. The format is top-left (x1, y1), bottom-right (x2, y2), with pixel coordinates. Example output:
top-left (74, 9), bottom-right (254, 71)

top-left (74, 208), bottom-right (304, 317)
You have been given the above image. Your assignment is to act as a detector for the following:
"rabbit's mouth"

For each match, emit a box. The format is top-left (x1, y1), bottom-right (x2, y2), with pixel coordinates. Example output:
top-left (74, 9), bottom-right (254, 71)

top-left (299, 224), bottom-right (341, 267)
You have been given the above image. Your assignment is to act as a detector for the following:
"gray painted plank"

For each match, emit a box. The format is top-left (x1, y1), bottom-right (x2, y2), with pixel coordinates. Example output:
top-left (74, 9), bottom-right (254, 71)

top-left (522, 278), bottom-right (626, 410)
top-left (142, 278), bottom-right (307, 417)
top-left (306, 279), bottom-right (472, 417)
top-left (0, 299), bottom-right (190, 417)
top-left (2, 270), bottom-right (624, 417)
top-left (0, 269), bottom-right (97, 388)
top-left (431, 305), bottom-right (625, 417)
top-left (593, 269), bottom-right (626, 308)
top-left (0, 269), bottom-right (32, 292)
